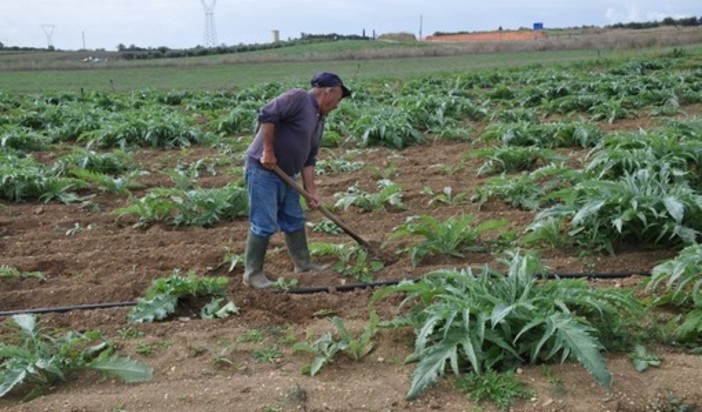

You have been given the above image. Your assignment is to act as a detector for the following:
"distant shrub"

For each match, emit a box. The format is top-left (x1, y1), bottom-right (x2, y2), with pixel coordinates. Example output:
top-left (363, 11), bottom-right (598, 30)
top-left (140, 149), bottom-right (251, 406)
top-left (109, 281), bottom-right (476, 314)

top-left (377, 32), bottom-right (417, 42)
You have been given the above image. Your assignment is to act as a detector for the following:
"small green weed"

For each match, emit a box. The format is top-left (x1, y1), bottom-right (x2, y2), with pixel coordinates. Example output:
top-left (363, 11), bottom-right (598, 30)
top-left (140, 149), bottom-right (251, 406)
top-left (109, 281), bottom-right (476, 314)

top-left (116, 327), bottom-right (144, 340)
top-left (426, 186), bottom-right (468, 206)
top-left (238, 329), bottom-right (264, 343)
top-left (293, 313), bottom-right (379, 376)
top-left (222, 248), bottom-right (244, 273)
top-left (629, 344), bottom-right (661, 372)
top-left (0, 265), bottom-right (46, 281)
top-left (456, 370), bottom-right (534, 411)
top-left (648, 389), bottom-right (693, 412)
top-left (275, 277), bottom-right (299, 291)
top-left (252, 346), bottom-right (283, 364)
top-left (135, 342), bottom-right (156, 356)
top-left (541, 365), bottom-right (567, 397)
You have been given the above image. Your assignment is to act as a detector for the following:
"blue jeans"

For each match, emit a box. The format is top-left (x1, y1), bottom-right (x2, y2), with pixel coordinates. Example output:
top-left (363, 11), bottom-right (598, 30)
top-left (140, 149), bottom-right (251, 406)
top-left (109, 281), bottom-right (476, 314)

top-left (245, 165), bottom-right (305, 237)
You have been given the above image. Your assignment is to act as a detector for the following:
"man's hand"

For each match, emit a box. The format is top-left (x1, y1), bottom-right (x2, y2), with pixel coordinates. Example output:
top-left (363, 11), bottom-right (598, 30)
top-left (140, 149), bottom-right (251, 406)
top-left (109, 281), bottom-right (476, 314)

top-left (260, 149), bottom-right (277, 169)
top-left (306, 191), bottom-right (321, 209)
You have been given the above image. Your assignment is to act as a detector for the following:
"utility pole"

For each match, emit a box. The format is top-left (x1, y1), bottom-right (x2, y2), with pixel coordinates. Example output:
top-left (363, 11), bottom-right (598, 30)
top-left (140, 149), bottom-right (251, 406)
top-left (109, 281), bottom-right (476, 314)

top-left (200, 0), bottom-right (218, 47)
top-left (419, 14), bottom-right (423, 41)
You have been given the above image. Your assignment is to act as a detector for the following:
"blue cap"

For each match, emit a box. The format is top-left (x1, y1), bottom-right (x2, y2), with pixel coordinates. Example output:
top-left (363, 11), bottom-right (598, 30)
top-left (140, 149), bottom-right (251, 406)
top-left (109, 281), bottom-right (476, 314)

top-left (310, 72), bottom-right (352, 98)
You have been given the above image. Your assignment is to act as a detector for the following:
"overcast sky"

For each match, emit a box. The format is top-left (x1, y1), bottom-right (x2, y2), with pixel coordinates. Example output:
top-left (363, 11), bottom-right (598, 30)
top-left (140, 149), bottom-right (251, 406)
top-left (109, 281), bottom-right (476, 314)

top-left (0, 1), bottom-right (699, 51)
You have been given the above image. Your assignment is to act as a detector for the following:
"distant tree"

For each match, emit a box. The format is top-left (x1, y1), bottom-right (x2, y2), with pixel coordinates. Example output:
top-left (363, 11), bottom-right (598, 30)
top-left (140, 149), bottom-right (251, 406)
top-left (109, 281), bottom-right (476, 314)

top-left (377, 32), bottom-right (417, 41)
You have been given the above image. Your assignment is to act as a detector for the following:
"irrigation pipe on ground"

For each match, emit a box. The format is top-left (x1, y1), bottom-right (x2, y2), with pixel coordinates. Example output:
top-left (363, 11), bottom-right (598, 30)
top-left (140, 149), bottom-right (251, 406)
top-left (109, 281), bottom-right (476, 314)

top-left (0, 271), bottom-right (652, 317)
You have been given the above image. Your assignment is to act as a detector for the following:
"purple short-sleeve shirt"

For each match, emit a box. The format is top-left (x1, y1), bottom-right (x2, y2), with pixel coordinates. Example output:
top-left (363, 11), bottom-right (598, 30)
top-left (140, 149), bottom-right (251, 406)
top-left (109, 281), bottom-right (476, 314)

top-left (246, 89), bottom-right (325, 176)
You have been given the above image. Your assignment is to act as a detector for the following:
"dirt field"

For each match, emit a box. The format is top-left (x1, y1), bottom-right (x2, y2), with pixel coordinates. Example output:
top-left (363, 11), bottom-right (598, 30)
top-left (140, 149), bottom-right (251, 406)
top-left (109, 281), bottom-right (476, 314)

top-left (425, 31), bottom-right (545, 42)
top-left (2, 113), bottom-right (702, 411)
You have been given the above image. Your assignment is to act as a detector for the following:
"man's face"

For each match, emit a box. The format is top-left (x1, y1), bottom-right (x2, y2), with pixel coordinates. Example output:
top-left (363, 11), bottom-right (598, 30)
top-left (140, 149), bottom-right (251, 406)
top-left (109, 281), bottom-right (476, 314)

top-left (319, 86), bottom-right (343, 116)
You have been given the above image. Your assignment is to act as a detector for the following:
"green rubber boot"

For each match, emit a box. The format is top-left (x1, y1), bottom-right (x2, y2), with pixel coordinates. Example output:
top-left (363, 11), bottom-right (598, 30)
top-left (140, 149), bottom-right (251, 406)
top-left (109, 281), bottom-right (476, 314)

top-left (242, 232), bottom-right (274, 289)
top-left (284, 228), bottom-right (326, 273)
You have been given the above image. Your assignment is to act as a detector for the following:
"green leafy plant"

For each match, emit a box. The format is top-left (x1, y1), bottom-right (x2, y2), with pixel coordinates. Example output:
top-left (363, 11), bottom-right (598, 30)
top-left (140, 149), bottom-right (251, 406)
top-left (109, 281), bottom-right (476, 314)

top-left (127, 270), bottom-right (238, 323)
top-left (424, 186), bottom-right (469, 206)
top-left (165, 158), bottom-right (222, 190)
top-left (237, 329), bottom-right (264, 344)
top-left (330, 312), bottom-right (379, 361)
top-left (222, 249), bottom-right (244, 273)
top-left (79, 108), bottom-right (202, 149)
top-left (647, 244), bottom-right (702, 342)
top-left (371, 250), bottom-right (643, 399)
top-left (308, 218), bottom-right (343, 235)
top-left (368, 160), bottom-right (399, 180)
top-left (389, 214), bottom-right (508, 267)
top-left (472, 165), bottom-right (580, 211)
top-left (351, 106), bottom-right (425, 149)
top-left (252, 346), bottom-right (283, 364)
top-left (274, 277), bottom-right (299, 292)
top-left (480, 121), bottom-right (603, 148)
top-left (56, 222), bottom-right (95, 237)
top-left (292, 332), bottom-right (344, 376)
top-left (648, 243), bottom-right (702, 304)
top-left (53, 148), bottom-right (136, 175)
top-left (116, 327), bottom-right (144, 340)
top-left (527, 169), bottom-right (702, 254)
top-left (584, 129), bottom-right (702, 188)
top-left (0, 265), bottom-right (46, 281)
top-left (315, 149), bottom-right (365, 175)
top-left (334, 179), bottom-right (405, 212)
top-left (213, 107), bottom-right (257, 135)
top-left (310, 242), bottom-right (384, 282)
top-left (590, 98), bottom-right (637, 124)
top-left (293, 313), bottom-right (379, 376)
top-left (69, 168), bottom-right (141, 195)
top-left (0, 126), bottom-right (50, 152)
top-left (134, 342), bottom-right (156, 356)
top-left (628, 344), bottom-right (661, 372)
top-left (456, 370), bottom-right (534, 411)
top-left (0, 152), bottom-right (85, 203)
top-left (200, 298), bottom-right (239, 320)
top-left (114, 182), bottom-right (248, 226)
top-left (0, 314), bottom-right (152, 401)
top-left (334, 247), bottom-right (384, 282)
top-left (469, 146), bottom-right (566, 176)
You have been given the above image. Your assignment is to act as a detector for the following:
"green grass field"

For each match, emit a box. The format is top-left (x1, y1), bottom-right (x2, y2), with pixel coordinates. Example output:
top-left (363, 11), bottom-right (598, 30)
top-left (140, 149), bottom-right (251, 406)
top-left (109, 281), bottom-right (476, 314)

top-left (1, 38), bottom-right (701, 93)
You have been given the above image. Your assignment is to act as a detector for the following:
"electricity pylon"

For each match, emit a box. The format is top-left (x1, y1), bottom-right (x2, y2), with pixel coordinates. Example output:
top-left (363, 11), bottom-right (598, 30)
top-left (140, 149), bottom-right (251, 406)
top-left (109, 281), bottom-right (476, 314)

top-left (200, 0), bottom-right (217, 47)
top-left (41, 24), bottom-right (55, 48)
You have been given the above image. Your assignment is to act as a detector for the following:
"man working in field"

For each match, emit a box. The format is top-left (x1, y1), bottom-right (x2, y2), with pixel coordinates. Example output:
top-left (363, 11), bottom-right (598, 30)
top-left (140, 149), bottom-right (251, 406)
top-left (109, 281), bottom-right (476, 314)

top-left (243, 72), bottom-right (352, 289)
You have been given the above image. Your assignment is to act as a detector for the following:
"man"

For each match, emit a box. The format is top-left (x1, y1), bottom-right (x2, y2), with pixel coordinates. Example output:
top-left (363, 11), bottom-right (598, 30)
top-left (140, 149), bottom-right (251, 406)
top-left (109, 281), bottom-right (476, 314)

top-left (243, 72), bottom-right (352, 289)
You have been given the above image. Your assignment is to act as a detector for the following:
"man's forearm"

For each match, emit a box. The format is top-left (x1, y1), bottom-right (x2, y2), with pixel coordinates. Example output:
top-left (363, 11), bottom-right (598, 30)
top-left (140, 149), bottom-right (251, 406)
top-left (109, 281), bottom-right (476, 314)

top-left (301, 165), bottom-right (316, 194)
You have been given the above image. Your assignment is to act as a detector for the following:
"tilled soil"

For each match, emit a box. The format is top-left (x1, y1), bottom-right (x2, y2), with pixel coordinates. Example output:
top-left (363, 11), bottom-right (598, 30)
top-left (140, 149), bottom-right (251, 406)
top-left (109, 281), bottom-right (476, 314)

top-left (1, 134), bottom-right (701, 411)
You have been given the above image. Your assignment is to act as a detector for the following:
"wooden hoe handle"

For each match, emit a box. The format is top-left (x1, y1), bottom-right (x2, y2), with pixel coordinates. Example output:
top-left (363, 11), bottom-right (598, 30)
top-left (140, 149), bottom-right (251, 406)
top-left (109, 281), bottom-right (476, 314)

top-left (271, 165), bottom-right (372, 249)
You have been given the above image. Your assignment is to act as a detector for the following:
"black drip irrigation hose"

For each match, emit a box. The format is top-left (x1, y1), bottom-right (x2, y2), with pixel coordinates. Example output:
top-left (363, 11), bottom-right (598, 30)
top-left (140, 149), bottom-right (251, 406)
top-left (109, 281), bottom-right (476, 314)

top-left (0, 270), bottom-right (652, 317)
top-left (0, 302), bottom-right (136, 317)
